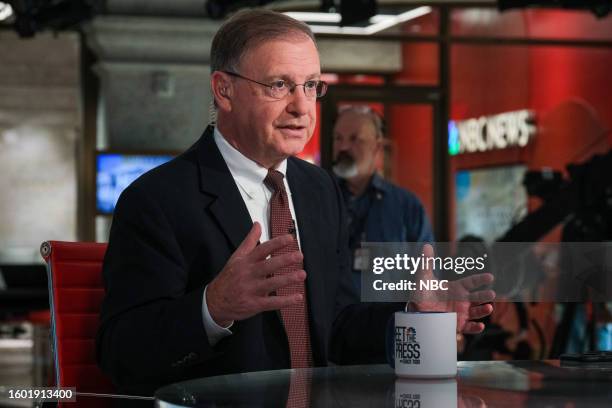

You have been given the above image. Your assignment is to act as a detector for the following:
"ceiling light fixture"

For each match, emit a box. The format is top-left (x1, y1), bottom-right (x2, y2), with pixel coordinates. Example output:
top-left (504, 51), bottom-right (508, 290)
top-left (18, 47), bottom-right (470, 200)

top-left (366, 6), bottom-right (432, 34)
top-left (287, 6), bottom-right (432, 36)
top-left (284, 12), bottom-right (341, 23)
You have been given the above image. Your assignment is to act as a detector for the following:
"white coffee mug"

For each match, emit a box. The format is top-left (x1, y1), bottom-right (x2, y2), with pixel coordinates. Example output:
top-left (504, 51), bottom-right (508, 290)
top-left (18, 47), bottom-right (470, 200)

top-left (394, 378), bottom-right (457, 408)
top-left (390, 311), bottom-right (457, 378)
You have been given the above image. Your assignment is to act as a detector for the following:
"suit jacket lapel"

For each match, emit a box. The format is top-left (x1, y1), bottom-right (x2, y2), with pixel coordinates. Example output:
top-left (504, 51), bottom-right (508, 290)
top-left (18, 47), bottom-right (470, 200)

top-left (196, 126), bottom-right (253, 250)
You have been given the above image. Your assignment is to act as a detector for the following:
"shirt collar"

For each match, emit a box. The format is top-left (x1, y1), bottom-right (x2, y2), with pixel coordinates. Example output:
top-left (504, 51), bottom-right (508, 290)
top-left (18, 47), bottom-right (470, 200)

top-left (339, 172), bottom-right (391, 199)
top-left (370, 173), bottom-right (391, 194)
top-left (213, 127), bottom-right (287, 198)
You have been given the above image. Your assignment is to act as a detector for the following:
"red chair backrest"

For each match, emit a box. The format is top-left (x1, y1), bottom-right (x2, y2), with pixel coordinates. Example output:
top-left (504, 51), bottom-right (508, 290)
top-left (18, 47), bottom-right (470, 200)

top-left (41, 240), bottom-right (114, 393)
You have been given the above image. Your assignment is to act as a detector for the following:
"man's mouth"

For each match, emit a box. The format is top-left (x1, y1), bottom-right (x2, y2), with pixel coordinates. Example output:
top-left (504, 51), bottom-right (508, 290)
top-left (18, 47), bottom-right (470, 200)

top-left (331, 152), bottom-right (357, 178)
top-left (278, 124), bottom-right (306, 130)
top-left (277, 124), bottom-right (307, 137)
top-left (333, 152), bottom-right (354, 166)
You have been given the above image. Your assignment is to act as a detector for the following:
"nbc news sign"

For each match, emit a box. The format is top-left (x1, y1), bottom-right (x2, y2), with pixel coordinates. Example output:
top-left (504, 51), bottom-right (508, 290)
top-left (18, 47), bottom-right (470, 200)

top-left (448, 110), bottom-right (536, 156)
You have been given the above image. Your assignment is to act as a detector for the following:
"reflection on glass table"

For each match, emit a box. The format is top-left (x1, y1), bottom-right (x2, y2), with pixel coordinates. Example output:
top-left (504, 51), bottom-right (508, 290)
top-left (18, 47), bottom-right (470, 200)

top-left (154, 360), bottom-right (612, 407)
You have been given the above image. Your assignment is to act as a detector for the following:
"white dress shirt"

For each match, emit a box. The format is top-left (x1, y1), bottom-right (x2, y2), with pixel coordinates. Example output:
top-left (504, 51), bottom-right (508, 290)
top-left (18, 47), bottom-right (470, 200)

top-left (202, 127), bottom-right (302, 345)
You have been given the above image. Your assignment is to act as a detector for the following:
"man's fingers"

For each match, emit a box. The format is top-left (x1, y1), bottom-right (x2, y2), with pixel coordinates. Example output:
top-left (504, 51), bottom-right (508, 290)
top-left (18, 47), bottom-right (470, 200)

top-left (416, 243), bottom-right (435, 280)
top-left (234, 222), bottom-right (262, 257)
top-left (250, 234), bottom-right (294, 261)
top-left (422, 243), bottom-right (434, 258)
top-left (252, 251), bottom-right (303, 278)
top-left (258, 293), bottom-right (303, 312)
top-left (257, 270), bottom-right (306, 294)
top-left (468, 303), bottom-right (493, 320)
top-left (468, 289), bottom-right (496, 304)
top-left (460, 273), bottom-right (494, 291)
top-left (462, 321), bottom-right (485, 334)
top-left (460, 395), bottom-right (487, 408)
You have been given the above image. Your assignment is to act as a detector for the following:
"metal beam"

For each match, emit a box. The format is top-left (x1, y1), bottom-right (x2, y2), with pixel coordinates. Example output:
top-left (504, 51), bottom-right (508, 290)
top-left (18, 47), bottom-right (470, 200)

top-left (434, 6), bottom-right (450, 241)
top-left (315, 33), bottom-right (612, 49)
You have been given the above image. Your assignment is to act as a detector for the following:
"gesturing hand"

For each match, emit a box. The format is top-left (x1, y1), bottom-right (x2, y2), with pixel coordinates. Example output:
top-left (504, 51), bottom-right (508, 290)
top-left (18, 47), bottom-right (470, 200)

top-left (207, 222), bottom-right (306, 327)
top-left (412, 244), bottom-right (496, 334)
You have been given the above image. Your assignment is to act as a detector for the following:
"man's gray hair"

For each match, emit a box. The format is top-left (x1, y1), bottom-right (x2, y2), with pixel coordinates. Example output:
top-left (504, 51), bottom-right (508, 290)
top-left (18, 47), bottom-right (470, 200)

top-left (210, 9), bottom-right (316, 74)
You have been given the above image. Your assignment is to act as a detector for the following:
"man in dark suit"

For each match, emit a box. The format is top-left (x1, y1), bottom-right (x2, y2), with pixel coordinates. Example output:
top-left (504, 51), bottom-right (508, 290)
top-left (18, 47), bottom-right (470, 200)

top-left (96, 9), bottom-right (494, 395)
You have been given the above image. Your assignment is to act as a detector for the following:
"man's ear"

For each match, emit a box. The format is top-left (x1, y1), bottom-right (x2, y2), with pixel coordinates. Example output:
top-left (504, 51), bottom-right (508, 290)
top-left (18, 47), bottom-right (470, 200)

top-left (211, 71), bottom-right (233, 112)
top-left (374, 136), bottom-right (384, 154)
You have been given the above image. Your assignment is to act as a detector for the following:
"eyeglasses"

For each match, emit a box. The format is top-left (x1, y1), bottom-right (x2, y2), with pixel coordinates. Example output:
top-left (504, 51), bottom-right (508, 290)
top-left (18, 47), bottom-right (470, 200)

top-left (222, 71), bottom-right (328, 99)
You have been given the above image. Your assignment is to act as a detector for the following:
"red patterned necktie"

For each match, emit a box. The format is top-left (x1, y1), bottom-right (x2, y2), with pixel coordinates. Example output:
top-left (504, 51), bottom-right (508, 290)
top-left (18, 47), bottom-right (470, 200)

top-left (264, 169), bottom-right (313, 369)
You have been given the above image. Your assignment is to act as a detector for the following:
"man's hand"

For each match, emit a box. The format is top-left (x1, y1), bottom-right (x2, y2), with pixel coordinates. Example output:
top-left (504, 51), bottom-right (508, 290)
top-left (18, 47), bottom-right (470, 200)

top-left (207, 222), bottom-right (306, 327)
top-left (412, 244), bottom-right (495, 335)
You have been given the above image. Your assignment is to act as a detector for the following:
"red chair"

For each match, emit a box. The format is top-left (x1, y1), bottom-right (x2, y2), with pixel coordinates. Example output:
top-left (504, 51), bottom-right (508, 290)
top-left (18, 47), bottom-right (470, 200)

top-left (40, 241), bottom-right (115, 394)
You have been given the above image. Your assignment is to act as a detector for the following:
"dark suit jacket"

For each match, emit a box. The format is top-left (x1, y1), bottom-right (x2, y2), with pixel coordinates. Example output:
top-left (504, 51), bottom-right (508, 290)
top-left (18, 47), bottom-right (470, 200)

top-left (96, 126), bottom-right (400, 395)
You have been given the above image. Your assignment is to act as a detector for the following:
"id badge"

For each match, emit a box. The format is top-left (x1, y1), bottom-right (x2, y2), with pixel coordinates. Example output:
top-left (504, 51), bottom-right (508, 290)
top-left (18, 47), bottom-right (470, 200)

top-left (353, 248), bottom-right (370, 271)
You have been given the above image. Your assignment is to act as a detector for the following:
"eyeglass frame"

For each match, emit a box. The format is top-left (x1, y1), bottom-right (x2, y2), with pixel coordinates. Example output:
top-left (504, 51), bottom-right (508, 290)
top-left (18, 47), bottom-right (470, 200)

top-left (220, 70), bottom-right (328, 99)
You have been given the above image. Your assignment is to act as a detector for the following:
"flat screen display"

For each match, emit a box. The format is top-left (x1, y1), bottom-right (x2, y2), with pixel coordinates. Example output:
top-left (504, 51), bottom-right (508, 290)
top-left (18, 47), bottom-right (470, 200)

top-left (96, 153), bottom-right (173, 214)
top-left (455, 165), bottom-right (527, 243)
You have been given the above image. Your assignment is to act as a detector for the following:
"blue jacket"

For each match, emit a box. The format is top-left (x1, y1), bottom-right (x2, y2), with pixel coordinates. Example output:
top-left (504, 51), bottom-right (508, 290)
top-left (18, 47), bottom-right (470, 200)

top-left (339, 173), bottom-right (434, 289)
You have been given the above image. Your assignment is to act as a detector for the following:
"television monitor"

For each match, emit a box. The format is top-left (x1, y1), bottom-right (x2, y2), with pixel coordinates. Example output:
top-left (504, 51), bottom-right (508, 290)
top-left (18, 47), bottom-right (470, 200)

top-left (455, 165), bottom-right (527, 243)
top-left (96, 153), bottom-right (174, 214)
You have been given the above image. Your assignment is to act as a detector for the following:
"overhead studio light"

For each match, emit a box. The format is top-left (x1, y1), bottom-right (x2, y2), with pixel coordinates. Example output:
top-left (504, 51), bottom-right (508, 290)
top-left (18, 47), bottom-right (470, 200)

top-left (366, 6), bottom-right (432, 34)
top-left (290, 6), bottom-right (432, 36)
top-left (284, 12), bottom-right (341, 24)
top-left (0, 2), bottom-right (14, 21)
top-left (369, 14), bottom-right (395, 24)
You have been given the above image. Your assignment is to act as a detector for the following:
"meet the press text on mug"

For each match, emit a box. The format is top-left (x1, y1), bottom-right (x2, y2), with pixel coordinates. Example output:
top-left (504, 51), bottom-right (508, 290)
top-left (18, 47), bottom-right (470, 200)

top-left (395, 325), bottom-right (421, 364)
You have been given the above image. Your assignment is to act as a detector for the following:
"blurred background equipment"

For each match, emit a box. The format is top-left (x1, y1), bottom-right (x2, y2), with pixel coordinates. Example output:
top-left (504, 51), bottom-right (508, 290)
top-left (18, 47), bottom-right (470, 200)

top-left (499, 149), bottom-right (612, 243)
top-left (0, 264), bottom-right (48, 318)
top-left (206, 0), bottom-right (379, 26)
top-left (460, 145), bottom-right (612, 360)
top-left (7, 0), bottom-right (101, 37)
top-left (338, 0), bottom-right (377, 26)
top-left (205, 0), bottom-right (278, 19)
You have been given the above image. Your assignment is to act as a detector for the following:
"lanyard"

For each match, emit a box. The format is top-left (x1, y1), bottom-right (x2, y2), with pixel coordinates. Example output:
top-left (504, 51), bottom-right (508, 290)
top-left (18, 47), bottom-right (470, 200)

top-left (347, 189), bottom-right (380, 250)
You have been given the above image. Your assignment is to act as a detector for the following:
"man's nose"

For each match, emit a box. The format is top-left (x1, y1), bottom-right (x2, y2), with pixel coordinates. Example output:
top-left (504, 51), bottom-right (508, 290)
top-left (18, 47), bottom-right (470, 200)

top-left (334, 137), bottom-right (352, 152)
top-left (334, 141), bottom-right (347, 153)
top-left (286, 86), bottom-right (311, 116)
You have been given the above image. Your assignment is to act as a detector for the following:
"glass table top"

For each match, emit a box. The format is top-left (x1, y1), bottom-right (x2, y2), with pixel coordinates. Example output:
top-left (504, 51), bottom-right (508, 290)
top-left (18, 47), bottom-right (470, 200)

top-left (154, 360), bottom-right (612, 407)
